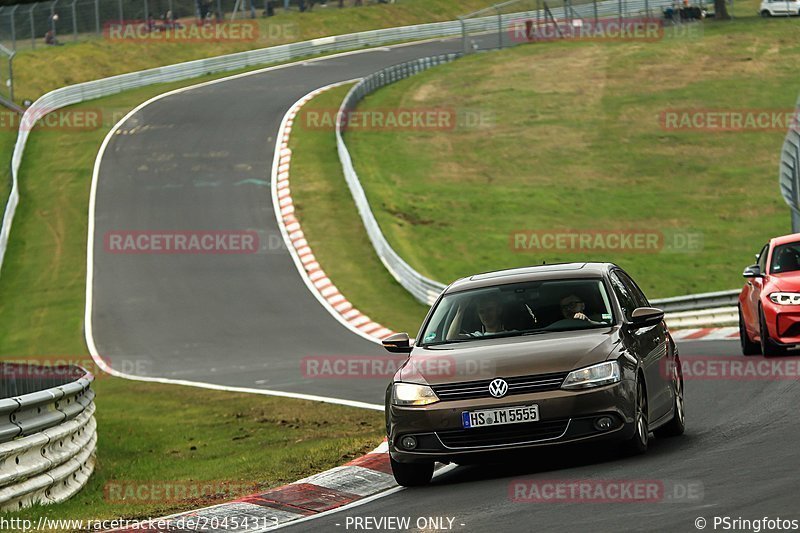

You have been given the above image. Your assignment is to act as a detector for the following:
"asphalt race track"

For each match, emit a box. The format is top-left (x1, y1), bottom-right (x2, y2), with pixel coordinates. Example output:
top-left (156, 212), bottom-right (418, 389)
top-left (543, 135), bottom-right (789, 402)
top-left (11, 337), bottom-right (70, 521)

top-left (90, 37), bottom-right (800, 531)
top-left (281, 339), bottom-right (800, 532)
top-left (91, 38), bottom-right (476, 404)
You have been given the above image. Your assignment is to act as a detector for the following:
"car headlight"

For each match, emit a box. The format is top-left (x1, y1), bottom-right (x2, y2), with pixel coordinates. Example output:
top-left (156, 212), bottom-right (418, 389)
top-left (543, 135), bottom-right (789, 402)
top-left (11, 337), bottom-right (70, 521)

top-left (562, 361), bottom-right (621, 390)
top-left (769, 292), bottom-right (800, 305)
top-left (391, 383), bottom-right (439, 406)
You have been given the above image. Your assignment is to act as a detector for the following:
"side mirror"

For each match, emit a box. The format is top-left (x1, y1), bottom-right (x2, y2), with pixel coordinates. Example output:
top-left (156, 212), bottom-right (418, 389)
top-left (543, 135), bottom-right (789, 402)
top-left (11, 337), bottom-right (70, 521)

top-left (742, 264), bottom-right (762, 278)
top-left (382, 332), bottom-right (412, 354)
top-left (629, 307), bottom-right (665, 329)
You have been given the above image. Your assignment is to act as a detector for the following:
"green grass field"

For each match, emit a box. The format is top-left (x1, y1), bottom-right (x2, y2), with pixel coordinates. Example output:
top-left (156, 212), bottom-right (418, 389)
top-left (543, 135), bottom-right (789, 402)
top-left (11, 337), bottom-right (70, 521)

top-left (1, 380), bottom-right (383, 527)
top-left (0, 74), bottom-right (383, 526)
top-left (342, 15), bottom-right (800, 298)
top-left (0, 0), bottom-right (488, 254)
top-left (9, 0), bottom-right (491, 103)
top-left (290, 84), bottom-right (429, 334)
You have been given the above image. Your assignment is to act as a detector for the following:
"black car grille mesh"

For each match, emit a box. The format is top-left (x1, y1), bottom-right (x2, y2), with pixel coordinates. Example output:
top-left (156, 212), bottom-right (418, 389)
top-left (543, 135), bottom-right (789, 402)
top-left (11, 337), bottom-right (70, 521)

top-left (430, 372), bottom-right (568, 401)
top-left (436, 419), bottom-right (570, 449)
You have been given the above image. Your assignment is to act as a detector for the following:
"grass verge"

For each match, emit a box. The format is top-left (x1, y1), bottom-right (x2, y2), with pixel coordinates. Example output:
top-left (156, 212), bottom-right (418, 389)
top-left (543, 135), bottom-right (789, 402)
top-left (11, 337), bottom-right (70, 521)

top-left (343, 12), bottom-right (800, 298)
top-left (290, 84), bottom-right (430, 334)
top-left (11, 0), bottom-right (491, 103)
top-left (0, 72), bottom-right (384, 526)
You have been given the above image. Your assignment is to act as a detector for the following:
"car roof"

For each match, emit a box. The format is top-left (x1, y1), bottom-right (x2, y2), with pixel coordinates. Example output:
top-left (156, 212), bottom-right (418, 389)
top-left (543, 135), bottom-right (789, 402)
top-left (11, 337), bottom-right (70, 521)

top-left (771, 233), bottom-right (800, 247)
top-left (444, 262), bottom-right (615, 294)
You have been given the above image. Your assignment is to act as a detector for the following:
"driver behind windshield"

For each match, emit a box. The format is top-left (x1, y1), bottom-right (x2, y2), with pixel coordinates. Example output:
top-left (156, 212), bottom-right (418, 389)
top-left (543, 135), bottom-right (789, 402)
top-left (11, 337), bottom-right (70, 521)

top-left (472, 293), bottom-right (507, 336)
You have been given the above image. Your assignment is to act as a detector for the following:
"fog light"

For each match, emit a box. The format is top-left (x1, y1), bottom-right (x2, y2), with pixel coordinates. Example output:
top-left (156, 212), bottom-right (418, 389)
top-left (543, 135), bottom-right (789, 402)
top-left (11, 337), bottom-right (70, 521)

top-left (400, 435), bottom-right (417, 450)
top-left (594, 416), bottom-right (613, 431)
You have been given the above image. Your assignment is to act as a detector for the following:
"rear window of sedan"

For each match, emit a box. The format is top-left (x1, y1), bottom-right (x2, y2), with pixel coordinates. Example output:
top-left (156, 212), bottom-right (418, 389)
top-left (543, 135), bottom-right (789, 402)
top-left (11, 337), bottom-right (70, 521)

top-left (420, 278), bottom-right (615, 346)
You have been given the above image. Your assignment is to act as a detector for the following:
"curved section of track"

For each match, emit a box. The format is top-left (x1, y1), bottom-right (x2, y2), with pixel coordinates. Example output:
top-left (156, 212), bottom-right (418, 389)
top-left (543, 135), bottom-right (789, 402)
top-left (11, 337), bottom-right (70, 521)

top-left (90, 39), bottom-right (471, 404)
top-left (90, 35), bottom-right (800, 530)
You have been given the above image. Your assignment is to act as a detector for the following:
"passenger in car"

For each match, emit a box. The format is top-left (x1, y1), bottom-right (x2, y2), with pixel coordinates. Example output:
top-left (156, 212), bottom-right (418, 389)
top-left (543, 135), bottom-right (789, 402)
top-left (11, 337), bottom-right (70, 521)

top-left (560, 294), bottom-right (603, 324)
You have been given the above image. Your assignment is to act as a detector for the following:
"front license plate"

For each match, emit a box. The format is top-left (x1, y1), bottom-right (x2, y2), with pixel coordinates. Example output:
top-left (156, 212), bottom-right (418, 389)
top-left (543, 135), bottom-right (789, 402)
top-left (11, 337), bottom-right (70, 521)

top-left (461, 405), bottom-right (539, 429)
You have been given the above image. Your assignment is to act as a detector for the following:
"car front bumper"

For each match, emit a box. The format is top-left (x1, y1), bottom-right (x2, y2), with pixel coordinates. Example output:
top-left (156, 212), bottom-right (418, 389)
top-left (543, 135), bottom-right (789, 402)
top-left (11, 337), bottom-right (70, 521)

top-left (387, 379), bottom-right (636, 464)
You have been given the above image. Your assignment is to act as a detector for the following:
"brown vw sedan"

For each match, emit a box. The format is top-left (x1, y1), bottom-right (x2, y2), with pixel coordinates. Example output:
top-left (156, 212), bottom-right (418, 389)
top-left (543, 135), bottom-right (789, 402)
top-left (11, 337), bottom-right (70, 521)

top-left (382, 263), bottom-right (685, 486)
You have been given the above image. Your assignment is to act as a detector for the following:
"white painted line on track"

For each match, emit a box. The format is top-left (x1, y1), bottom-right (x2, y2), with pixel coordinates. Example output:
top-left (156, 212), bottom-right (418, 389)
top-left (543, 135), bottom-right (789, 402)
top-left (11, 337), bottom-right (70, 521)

top-left (83, 48), bottom-right (435, 408)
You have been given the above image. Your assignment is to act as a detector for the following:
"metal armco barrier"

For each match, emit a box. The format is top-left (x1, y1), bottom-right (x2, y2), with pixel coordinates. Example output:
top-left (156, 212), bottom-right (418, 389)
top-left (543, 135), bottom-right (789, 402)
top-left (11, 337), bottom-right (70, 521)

top-left (779, 96), bottom-right (800, 232)
top-left (336, 55), bottom-right (459, 306)
top-left (335, 53), bottom-right (737, 318)
top-left (0, 0), bottom-right (686, 279)
top-left (0, 363), bottom-right (96, 511)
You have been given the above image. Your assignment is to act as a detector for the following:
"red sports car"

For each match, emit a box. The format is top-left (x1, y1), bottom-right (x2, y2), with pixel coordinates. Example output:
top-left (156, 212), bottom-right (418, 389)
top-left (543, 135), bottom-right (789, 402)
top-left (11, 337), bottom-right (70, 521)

top-left (739, 233), bottom-right (800, 355)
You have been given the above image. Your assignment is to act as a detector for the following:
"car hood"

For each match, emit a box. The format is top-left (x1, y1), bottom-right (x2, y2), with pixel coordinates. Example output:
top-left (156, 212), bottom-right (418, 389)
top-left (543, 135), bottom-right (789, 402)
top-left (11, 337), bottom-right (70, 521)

top-left (769, 271), bottom-right (800, 291)
top-left (399, 327), bottom-right (621, 386)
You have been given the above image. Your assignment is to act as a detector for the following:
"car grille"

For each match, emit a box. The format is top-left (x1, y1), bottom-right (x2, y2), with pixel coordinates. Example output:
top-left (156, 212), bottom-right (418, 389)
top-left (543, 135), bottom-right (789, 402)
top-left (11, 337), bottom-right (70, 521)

top-left (430, 372), bottom-right (568, 401)
top-left (436, 419), bottom-right (570, 449)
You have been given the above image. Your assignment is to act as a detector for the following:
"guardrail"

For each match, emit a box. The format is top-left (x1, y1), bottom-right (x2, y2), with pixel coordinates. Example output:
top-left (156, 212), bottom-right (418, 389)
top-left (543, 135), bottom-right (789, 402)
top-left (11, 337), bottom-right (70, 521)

top-left (0, 0), bottom-right (691, 279)
top-left (0, 19), bottom-right (471, 279)
top-left (336, 54), bottom-right (462, 306)
top-left (779, 96), bottom-right (800, 232)
top-left (0, 363), bottom-right (96, 511)
top-left (335, 53), bottom-right (738, 320)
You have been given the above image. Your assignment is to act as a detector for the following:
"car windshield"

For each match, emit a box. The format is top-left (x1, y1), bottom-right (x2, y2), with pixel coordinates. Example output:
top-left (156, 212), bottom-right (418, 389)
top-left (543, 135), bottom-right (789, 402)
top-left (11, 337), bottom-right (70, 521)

top-left (770, 242), bottom-right (800, 274)
top-left (419, 278), bottom-right (615, 347)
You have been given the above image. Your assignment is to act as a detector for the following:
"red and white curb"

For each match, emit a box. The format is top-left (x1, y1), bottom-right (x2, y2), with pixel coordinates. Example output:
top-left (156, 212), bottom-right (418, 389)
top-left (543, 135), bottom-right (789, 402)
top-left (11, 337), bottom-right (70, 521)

top-left (115, 441), bottom-right (397, 532)
top-left (271, 81), bottom-right (396, 345)
top-left (670, 327), bottom-right (738, 341)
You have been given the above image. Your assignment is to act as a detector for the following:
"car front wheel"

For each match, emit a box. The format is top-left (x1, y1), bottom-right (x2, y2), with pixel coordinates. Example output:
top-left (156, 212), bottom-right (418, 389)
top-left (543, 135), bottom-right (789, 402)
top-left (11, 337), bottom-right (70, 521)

top-left (623, 378), bottom-right (649, 455)
top-left (390, 457), bottom-right (434, 487)
top-left (654, 363), bottom-right (685, 438)
top-left (760, 308), bottom-right (786, 356)
top-left (761, 9), bottom-right (772, 16)
top-left (739, 306), bottom-right (761, 356)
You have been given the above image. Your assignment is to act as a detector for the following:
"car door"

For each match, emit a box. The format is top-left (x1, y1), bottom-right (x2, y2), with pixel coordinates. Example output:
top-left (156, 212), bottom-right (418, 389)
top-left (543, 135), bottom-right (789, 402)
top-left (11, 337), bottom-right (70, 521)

top-left (610, 269), bottom-right (670, 422)
top-left (743, 243), bottom-right (769, 339)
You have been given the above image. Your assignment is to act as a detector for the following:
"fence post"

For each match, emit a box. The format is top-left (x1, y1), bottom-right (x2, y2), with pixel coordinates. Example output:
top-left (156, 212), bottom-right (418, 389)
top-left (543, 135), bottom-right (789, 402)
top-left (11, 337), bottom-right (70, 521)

top-left (29, 3), bottom-right (37, 49)
top-left (50, 0), bottom-right (59, 41)
top-left (95, 0), bottom-right (100, 34)
top-left (71, 0), bottom-right (78, 41)
top-left (9, 53), bottom-right (14, 102)
top-left (143, 0), bottom-right (149, 24)
top-left (10, 5), bottom-right (18, 51)
top-left (593, 0), bottom-right (597, 23)
top-left (496, 6), bottom-right (502, 49)
top-left (618, 0), bottom-right (622, 23)
top-left (118, 0), bottom-right (124, 24)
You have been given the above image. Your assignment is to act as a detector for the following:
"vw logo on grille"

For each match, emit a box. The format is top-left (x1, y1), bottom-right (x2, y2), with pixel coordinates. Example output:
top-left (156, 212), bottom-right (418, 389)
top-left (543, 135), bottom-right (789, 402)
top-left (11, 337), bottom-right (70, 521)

top-left (488, 378), bottom-right (508, 398)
